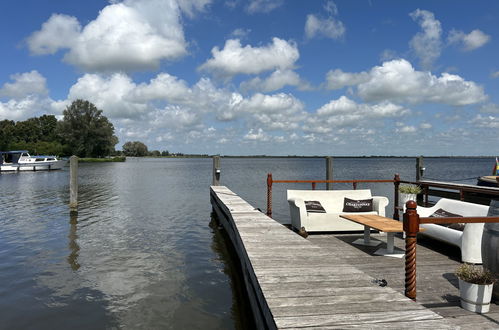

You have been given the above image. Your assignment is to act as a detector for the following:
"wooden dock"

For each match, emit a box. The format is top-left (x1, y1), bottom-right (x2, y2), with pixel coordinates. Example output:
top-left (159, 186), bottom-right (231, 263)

top-left (210, 186), bottom-right (458, 329)
top-left (309, 233), bottom-right (499, 329)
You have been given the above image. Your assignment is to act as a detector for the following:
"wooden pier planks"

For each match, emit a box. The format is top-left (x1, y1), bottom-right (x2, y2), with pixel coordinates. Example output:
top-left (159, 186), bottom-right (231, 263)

top-left (210, 186), bottom-right (454, 329)
top-left (309, 233), bottom-right (499, 329)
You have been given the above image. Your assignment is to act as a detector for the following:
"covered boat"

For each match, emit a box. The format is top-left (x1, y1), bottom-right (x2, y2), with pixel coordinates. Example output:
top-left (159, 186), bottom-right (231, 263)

top-left (0, 150), bottom-right (67, 172)
top-left (477, 157), bottom-right (499, 187)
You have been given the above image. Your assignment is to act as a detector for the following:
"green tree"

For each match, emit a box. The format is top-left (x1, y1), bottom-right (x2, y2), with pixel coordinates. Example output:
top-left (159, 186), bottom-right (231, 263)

top-left (13, 115), bottom-right (58, 144)
top-left (58, 99), bottom-right (118, 157)
top-left (122, 141), bottom-right (148, 157)
top-left (0, 120), bottom-right (15, 150)
top-left (38, 115), bottom-right (58, 142)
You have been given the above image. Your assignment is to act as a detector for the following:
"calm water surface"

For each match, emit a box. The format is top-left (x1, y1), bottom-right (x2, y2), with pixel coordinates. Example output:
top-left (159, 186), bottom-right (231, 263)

top-left (0, 157), bottom-right (494, 329)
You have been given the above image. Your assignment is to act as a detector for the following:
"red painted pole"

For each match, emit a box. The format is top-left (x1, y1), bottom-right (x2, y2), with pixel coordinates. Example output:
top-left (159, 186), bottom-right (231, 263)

top-left (266, 173), bottom-right (273, 218)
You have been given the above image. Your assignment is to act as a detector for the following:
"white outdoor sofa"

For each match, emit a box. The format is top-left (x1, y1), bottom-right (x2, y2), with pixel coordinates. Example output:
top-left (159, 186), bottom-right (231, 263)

top-left (415, 198), bottom-right (489, 264)
top-left (287, 189), bottom-right (389, 233)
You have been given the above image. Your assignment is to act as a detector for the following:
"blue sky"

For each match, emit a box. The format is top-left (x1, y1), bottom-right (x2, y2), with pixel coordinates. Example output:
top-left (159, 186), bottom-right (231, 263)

top-left (1, 0), bottom-right (498, 156)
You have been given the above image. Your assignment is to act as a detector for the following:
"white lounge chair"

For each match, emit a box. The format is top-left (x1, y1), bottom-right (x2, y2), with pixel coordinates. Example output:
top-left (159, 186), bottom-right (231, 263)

top-left (415, 198), bottom-right (489, 263)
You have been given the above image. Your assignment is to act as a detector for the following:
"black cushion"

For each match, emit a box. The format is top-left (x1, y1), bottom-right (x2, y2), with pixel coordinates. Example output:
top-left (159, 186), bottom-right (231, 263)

top-left (429, 208), bottom-right (462, 218)
top-left (430, 208), bottom-right (465, 231)
top-left (305, 200), bottom-right (326, 213)
top-left (343, 198), bottom-right (373, 212)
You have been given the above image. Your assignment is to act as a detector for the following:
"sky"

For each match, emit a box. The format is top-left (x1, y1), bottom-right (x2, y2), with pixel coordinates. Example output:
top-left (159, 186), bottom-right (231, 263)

top-left (1, 0), bottom-right (498, 156)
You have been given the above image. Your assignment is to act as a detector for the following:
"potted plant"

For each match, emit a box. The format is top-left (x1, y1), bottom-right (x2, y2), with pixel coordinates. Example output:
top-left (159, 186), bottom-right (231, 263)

top-left (399, 184), bottom-right (422, 209)
top-left (456, 263), bottom-right (496, 313)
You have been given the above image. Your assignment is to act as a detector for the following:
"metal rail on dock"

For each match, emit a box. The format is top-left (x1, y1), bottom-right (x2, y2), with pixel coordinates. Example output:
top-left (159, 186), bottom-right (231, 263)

top-left (266, 173), bottom-right (499, 219)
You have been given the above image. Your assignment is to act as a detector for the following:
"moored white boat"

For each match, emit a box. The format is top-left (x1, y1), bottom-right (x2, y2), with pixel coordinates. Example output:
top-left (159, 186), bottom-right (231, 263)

top-left (0, 150), bottom-right (67, 172)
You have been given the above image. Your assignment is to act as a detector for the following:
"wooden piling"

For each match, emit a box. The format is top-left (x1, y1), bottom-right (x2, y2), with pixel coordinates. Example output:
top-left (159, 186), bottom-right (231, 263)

top-left (326, 156), bottom-right (333, 190)
top-left (416, 156), bottom-right (424, 181)
top-left (393, 174), bottom-right (400, 220)
top-left (212, 155), bottom-right (221, 186)
top-left (69, 155), bottom-right (78, 214)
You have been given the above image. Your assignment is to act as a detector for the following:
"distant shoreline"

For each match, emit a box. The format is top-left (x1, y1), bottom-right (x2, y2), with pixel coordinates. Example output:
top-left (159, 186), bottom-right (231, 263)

top-left (138, 155), bottom-right (496, 159)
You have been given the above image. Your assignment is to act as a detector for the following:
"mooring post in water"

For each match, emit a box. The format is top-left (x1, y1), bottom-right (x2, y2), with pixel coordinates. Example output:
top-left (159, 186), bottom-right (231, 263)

top-left (416, 156), bottom-right (424, 181)
top-left (326, 156), bottom-right (333, 190)
top-left (212, 155), bottom-right (221, 186)
top-left (69, 155), bottom-right (78, 214)
top-left (403, 200), bottom-right (419, 300)
top-left (393, 173), bottom-right (400, 220)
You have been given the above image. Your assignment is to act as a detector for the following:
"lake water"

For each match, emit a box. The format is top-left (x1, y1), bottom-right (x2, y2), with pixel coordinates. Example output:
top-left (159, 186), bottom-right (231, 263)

top-left (0, 157), bottom-right (494, 329)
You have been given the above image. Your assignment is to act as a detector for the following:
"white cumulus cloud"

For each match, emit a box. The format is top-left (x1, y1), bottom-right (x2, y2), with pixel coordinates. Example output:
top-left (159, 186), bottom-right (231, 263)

top-left (246, 0), bottom-right (283, 14)
top-left (0, 96), bottom-right (59, 121)
top-left (240, 69), bottom-right (311, 92)
top-left (470, 115), bottom-right (499, 129)
top-left (27, 0), bottom-right (204, 72)
top-left (304, 96), bottom-right (410, 133)
top-left (199, 38), bottom-right (299, 78)
top-left (396, 125), bottom-right (417, 133)
top-left (27, 14), bottom-right (81, 55)
top-left (68, 73), bottom-right (148, 118)
top-left (448, 29), bottom-right (490, 51)
top-left (409, 9), bottom-right (442, 69)
top-left (355, 59), bottom-right (487, 106)
top-left (244, 128), bottom-right (270, 141)
top-left (229, 92), bottom-right (305, 130)
top-left (0, 71), bottom-right (49, 100)
top-left (325, 69), bottom-right (369, 90)
top-left (305, 14), bottom-right (345, 40)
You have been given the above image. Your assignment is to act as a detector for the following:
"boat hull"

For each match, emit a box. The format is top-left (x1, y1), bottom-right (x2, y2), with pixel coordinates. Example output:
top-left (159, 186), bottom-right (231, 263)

top-left (0, 160), bottom-right (67, 172)
top-left (477, 176), bottom-right (499, 187)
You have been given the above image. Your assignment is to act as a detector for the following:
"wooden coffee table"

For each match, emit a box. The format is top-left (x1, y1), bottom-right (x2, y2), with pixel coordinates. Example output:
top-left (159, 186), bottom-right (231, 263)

top-left (340, 214), bottom-right (421, 258)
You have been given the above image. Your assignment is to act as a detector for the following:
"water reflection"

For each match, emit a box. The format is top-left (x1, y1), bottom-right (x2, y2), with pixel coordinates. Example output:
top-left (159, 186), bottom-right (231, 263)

top-left (67, 213), bottom-right (80, 271)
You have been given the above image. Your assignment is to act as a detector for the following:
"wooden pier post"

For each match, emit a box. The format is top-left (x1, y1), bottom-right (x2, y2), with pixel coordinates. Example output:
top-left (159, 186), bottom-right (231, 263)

top-left (416, 156), bottom-right (424, 181)
top-left (393, 174), bottom-right (400, 220)
top-left (326, 156), bottom-right (333, 190)
top-left (69, 155), bottom-right (78, 214)
top-left (403, 200), bottom-right (420, 300)
top-left (212, 155), bottom-right (221, 186)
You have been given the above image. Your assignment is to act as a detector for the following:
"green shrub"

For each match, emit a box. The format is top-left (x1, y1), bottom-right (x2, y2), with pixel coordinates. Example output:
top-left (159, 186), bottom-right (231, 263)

top-left (399, 184), bottom-right (422, 194)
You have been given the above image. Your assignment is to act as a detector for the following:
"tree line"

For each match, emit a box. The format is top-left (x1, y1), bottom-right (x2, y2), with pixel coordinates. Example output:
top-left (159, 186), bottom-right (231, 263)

top-left (0, 99), bottom-right (205, 158)
top-left (0, 99), bottom-right (117, 157)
